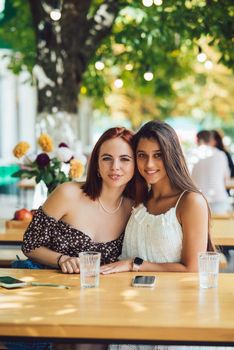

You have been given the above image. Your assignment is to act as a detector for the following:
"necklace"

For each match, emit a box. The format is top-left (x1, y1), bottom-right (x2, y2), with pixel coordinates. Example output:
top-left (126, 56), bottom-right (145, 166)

top-left (98, 196), bottom-right (123, 214)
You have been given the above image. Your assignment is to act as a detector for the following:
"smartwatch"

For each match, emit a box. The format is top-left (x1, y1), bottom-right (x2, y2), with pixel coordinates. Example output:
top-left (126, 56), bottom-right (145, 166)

top-left (132, 257), bottom-right (144, 272)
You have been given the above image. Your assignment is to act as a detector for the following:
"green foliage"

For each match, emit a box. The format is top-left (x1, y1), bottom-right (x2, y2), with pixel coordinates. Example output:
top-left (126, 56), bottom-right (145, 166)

top-left (83, 0), bottom-right (233, 105)
top-left (11, 158), bottom-right (70, 193)
top-left (0, 0), bottom-right (36, 73)
top-left (1, 0), bottom-right (233, 120)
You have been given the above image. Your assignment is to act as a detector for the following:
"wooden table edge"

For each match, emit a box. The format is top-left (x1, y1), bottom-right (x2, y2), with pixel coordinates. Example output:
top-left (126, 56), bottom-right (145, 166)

top-left (0, 325), bottom-right (234, 343)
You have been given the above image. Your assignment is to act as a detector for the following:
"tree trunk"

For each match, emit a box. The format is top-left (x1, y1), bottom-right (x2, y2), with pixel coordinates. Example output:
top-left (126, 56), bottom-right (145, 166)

top-left (28, 0), bottom-right (123, 141)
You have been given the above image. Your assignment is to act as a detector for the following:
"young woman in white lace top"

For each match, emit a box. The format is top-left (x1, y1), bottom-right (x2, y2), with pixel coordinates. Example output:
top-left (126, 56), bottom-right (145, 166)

top-left (101, 120), bottom-right (214, 276)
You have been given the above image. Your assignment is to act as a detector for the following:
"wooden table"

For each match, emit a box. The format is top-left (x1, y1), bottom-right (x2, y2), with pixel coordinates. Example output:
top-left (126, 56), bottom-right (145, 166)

top-left (0, 229), bottom-right (24, 245)
top-left (0, 269), bottom-right (234, 345)
top-left (226, 178), bottom-right (234, 190)
top-left (212, 213), bottom-right (234, 220)
top-left (212, 219), bottom-right (234, 246)
top-left (0, 229), bottom-right (25, 267)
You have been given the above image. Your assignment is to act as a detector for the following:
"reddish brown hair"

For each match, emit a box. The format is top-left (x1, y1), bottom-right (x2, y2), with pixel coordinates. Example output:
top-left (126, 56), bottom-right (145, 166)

top-left (81, 127), bottom-right (135, 200)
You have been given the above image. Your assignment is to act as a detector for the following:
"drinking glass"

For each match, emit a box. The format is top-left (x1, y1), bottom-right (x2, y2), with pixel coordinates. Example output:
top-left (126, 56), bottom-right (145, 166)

top-left (79, 251), bottom-right (101, 288)
top-left (198, 252), bottom-right (220, 289)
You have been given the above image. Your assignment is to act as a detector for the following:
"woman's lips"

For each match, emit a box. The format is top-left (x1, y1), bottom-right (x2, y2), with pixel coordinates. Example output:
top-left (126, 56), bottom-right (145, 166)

top-left (144, 169), bottom-right (159, 175)
top-left (109, 174), bottom-right (122, 180)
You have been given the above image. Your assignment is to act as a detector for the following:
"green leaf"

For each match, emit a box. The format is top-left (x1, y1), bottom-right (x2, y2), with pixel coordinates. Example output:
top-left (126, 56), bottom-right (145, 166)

top-left (11, 169), bottom-right (33, 178)
top-left (57, 171), bottom-right (68, 183)
top-left (35, 175), bottom-right (42, 183)
top-left (43, 172), bottom-right (53, 185)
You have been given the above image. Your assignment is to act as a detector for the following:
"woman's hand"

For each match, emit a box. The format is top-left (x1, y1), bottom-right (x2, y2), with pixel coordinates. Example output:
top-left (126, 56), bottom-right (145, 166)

top-left (100, 260), bottom-right (132, 274)
top-left (59, 255), bottom-right (80, 274)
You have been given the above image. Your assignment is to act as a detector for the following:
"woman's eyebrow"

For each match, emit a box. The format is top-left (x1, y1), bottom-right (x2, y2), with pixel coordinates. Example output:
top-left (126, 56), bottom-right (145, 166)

top-left (120, 154), bottom-right (133, 158)
top-left (137, 149), bottom-right (161, 153)
top-left (101, 153), bottom-right (133, 158)
top-left (100, 153), bottom-right (112, 157)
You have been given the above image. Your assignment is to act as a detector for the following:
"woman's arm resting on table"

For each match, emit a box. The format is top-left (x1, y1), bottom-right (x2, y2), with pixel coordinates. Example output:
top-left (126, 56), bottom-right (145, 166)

top-left (101, 260), bottom-right (132, 274)
top-left (25, 247), bottom-right (80, 273)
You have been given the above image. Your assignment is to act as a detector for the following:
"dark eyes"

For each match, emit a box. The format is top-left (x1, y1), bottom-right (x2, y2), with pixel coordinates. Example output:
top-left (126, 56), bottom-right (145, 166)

top-left (101, 156), bottom-right (131, 161)
top-left (137, 153), bottom-right (146, 159)
top-left (155, 153), bottom-right (162, 159)
top-left (137, 153), bottom-right (162, 159)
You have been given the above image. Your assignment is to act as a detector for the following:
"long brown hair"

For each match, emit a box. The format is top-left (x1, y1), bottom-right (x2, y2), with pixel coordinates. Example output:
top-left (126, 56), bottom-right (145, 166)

top-left (211, 130), bottom-right (226, 151)
top-left (81, 127), bottom-right (135, 200)
top-left (133, 120), bottom-right (214, 251)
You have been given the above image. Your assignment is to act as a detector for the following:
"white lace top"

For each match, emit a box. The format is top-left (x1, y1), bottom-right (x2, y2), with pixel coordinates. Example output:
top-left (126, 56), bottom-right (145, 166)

top-left (120, 192), bottom-right (186, 263)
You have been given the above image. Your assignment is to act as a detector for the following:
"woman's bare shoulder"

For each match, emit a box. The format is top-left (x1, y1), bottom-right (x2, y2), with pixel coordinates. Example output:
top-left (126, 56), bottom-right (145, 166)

top-left (175, 191), bottom-right (208, 229)
top-left (54, 182), bottom-right (83, 199)
top-left (42, 182), bottom-right (84, 218)
top-left (179, 191), bottom-right (208, 213)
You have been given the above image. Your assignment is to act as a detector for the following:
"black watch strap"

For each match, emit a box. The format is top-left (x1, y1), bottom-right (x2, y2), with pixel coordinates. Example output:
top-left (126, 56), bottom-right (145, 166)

top-left (132, 257), bottom-right (144, 271)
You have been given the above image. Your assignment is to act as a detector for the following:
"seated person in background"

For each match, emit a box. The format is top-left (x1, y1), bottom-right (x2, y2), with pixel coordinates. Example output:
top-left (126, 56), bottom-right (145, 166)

top-left (191, 130), bottom-right (231, 214)
top-left (210, 129), bottom-right (234, 178)
top-left (21, 126), bottom-right (135, 273)
top-left (210, 129), bottom-right (234, 259)
top-left (101, 120), bottom-right (224, 350)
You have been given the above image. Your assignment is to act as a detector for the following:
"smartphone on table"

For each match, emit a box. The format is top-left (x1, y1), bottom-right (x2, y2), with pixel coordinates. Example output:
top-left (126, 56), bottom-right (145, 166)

top-left (0, 276), bottom-right (27, 289)
top-left (132, 275), bottom-right (156, 288)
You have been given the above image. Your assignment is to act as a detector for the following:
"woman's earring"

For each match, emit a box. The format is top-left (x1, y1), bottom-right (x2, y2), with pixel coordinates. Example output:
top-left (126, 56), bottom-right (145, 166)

top-left (97, 170), bottom-right (101, 178)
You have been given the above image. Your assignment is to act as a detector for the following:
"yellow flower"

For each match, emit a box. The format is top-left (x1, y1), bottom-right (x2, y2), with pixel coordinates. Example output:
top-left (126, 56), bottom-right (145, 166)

top-left (69, 159), bottom-right (84, 179)
top-left (13, 142), bottom-right (30, 159)
top-left (38, 134), bottom-right (53, 152)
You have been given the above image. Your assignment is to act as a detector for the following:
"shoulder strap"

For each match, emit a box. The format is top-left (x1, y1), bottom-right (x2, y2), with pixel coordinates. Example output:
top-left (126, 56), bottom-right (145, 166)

top-left (175, 191), bottom-right (187, 210)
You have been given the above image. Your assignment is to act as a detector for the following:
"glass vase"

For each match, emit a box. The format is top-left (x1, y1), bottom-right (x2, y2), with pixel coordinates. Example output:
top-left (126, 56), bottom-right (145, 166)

top-left (32, 180), bottom-right (48, 209)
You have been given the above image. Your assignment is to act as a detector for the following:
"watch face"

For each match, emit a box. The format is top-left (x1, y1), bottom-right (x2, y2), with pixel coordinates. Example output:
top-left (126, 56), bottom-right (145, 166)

top-left (134, 257), bottom-right (143, 265)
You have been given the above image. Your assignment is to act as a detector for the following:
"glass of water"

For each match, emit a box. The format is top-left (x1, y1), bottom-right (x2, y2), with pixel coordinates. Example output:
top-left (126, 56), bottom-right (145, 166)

top-left (198, 252), bottom-right (220, 289)
top-left (79, 251), bottom-right (101, 288)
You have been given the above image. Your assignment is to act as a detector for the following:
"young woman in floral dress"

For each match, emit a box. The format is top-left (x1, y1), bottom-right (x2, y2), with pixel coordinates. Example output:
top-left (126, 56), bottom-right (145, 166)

top-left (22, 127), bottom-right (135, 273)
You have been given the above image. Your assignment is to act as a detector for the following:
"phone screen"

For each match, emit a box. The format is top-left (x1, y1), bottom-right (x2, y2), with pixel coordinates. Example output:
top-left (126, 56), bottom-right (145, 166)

top-left (0, 276), bottom-right (25, 284)
top-left (0, 276), bottom-right (24, 284)
top-left (132, 275), bottom-right (156, 287)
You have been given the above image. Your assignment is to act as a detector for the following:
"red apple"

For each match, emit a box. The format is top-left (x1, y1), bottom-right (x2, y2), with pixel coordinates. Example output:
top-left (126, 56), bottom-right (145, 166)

top-left (14, 208), bottom-right (33, 221)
